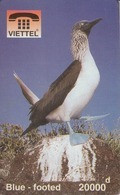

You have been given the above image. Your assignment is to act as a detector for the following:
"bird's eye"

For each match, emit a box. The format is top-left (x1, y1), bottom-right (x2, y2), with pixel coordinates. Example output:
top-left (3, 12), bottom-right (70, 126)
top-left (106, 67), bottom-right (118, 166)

top-left (81, 23), bottom-right (84, 26)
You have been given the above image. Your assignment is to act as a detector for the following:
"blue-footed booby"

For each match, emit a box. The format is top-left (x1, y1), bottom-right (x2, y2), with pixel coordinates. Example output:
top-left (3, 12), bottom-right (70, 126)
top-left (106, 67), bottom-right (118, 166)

top-left (14, 18), bottom-right (104, 145)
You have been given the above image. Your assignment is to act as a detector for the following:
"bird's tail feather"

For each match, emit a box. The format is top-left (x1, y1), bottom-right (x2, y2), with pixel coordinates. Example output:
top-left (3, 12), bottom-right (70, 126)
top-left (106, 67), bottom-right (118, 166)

top-left (21, 123), bottom-right (35, 136)
top-left (13, 72), bottom-right (39, 105)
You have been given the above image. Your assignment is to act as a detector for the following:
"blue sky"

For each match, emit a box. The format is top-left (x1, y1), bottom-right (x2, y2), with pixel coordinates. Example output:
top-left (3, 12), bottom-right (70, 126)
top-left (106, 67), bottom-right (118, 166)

top-left (0, 0), bottom-right (119, 131)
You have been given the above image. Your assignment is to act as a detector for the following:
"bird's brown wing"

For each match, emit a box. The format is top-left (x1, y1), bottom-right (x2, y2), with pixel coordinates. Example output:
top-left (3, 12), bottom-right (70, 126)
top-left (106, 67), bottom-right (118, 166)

top-left (29, 60), bottom-right (81, 126)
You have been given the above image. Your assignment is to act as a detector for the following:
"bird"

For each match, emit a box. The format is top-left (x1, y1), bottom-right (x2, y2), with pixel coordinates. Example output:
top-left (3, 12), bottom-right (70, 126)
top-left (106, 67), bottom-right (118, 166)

top-left (14, 18), bottom-right (102, 146)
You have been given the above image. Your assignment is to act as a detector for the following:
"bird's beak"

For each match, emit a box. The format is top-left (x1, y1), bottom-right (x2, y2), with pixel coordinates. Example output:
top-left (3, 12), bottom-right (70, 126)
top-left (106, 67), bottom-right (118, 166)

top-left (89, 18), bottom-right (102, 29)
top-left (83, 18), bottom-right (102, 35)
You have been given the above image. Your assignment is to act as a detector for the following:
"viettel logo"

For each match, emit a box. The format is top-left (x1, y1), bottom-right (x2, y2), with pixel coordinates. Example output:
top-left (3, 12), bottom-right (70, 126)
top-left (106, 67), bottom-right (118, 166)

top-left (7, 10), bottom-right (41, 38)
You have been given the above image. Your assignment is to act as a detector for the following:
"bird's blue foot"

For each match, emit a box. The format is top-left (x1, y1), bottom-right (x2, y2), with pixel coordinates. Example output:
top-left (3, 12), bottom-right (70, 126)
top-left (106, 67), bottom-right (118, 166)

top-left (69, 133), bottom-right (89, 146)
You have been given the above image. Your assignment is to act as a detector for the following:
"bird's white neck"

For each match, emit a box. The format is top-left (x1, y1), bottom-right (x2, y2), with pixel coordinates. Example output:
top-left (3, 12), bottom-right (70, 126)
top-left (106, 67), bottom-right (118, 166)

top-left (71, 30), bottom-right (90, 62)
